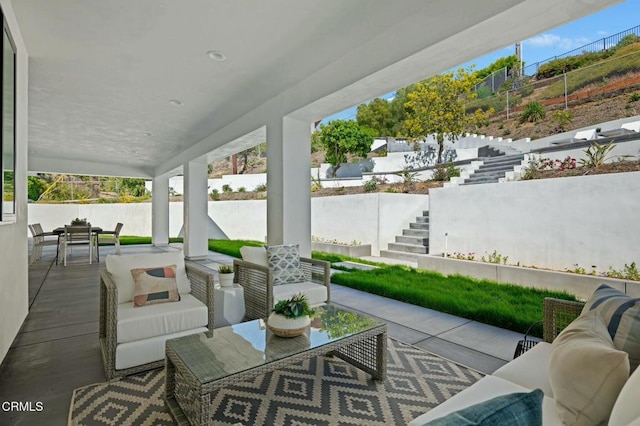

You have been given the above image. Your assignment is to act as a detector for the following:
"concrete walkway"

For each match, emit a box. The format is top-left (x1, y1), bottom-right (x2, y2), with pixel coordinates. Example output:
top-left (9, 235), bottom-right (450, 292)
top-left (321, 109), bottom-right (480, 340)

top-left (197, 251), bottom-right (526, 374)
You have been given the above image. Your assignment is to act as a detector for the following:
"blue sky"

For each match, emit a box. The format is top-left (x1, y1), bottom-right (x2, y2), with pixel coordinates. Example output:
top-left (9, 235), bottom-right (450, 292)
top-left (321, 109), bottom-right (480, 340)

top-left (322, 0), bottom-right (638, 123)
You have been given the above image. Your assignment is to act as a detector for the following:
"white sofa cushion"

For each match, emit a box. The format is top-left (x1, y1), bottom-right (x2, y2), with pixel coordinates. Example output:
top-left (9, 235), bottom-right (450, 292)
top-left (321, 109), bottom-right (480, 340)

top-left (493, 341), bottom-right (554, 397)
top-left (549, 310), bottom-right (630, 426)
top-left (408, 375), bottom-right (560, 425)
top-left (272, 281), bottom-right (328, 307)
top-left (106, 250), bottom-right (191, 304)
top-left (240, 246), bottom-right (268, 267)
top-left (117, 294), bottom-right (208, 344)
top-left (115, 327), bottom-right (207, 371)
top-left (609, 364), bottom-right (640, 426)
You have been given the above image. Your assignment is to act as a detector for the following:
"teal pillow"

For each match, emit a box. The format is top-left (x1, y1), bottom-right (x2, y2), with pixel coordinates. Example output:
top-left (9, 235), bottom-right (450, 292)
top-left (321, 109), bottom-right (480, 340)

top-left (426, 389), bottom-right (543, 426)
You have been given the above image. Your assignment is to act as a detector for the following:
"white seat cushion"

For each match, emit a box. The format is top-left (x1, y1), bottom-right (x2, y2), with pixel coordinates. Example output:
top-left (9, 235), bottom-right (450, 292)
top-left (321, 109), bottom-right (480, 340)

top-left (408, 375), bottom-right (561, 425)
top-left (609, 361), bottom-right (640, 426)
top-left (272, 281), bottom-right (328, 307)
top-left (115, 327), bottom-right (207, 371)
top-left (106, 250), bottom-right (192, 304)
top-left (117, 294), bottom-right (208, 343)
top-left (240, 246), bottom-right (268, 267)
top-left (493, 341), bottom-right (553, 397)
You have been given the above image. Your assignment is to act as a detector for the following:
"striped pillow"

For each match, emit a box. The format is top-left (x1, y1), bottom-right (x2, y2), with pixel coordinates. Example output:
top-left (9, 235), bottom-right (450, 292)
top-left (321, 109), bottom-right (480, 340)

top-left (583, 284), bottom-right (640, 371)
top-left (131, 265), bottom-right (180, 307)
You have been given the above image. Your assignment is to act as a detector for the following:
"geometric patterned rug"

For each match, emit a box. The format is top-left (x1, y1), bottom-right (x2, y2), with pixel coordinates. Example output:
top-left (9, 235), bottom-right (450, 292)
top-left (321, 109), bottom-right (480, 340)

top-left (69, 339), bottom-right (483, 425)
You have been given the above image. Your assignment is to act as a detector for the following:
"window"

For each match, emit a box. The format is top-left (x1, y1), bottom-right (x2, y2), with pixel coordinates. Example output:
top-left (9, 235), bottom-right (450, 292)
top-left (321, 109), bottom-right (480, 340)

top-left (1, 15), bottom-right (15, 221)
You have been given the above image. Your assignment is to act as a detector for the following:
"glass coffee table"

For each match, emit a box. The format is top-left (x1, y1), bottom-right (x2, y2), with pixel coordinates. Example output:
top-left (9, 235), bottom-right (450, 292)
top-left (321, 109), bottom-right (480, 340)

top-left (164, 304), bottom-right (387, 425)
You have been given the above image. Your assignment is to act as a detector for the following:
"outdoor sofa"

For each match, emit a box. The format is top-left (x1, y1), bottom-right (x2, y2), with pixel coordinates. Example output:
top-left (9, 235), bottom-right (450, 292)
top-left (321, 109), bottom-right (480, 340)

top-left (410, 284), bottom-right (640, 425)
top-left (99, 250), bottom-right (215, 380)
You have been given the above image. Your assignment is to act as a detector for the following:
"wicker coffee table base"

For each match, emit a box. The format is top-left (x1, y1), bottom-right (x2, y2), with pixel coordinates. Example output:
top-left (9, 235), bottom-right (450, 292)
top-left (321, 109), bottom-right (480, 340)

top-left (165, 326), bottom-right (387, 426)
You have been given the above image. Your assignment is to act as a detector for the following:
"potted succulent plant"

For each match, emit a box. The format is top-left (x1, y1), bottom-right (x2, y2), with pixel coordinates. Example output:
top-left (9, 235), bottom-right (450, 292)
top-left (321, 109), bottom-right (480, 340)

top-left (268, 293), bottom-right (315, 337)
top-left (70, 217), bottom-right (88, 226)
top-left (218, 265), bottom-right (234, 287)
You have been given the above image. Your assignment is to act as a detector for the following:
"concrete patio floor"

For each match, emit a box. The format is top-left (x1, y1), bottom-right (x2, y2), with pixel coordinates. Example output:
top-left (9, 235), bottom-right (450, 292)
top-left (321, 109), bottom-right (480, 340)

top-left (0, 243), bottom-right (526, 425)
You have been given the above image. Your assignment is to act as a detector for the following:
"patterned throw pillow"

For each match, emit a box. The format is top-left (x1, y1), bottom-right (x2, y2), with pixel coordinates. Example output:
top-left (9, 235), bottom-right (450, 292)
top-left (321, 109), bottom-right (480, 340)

top-left (267, 244), bottom-right (306, 286)
top-left (130, 265), bottom-right (180, 307)
top-left (582, 284), bottom-right (640, 371)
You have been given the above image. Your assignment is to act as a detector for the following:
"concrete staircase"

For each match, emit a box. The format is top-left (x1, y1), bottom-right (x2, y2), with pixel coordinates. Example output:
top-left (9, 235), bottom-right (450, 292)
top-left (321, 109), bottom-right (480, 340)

top-left (380, 210), bottom-right (429, 263)
top-left (461, 153), bottom-right (525, 185)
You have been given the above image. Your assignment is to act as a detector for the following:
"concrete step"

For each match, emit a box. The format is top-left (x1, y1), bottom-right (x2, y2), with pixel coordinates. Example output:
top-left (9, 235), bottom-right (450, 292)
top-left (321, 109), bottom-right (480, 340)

top-left (387, 242), bottom-right (428, 254)
top-left (465, 175), bottom-right (504, 183)
top-left (483, 154), bottom-right (524, 163)
top-left (409, 222), bottom-right (429, 230)
top-left (395, 235), bottom-right (429, 245)
top-left (415, 216), bottom-right (429, 223)
top-left (403, 229), bottom-right (429, 237)
top-left (476, 161), bottom-right (522, 172)
top-left (379, 249), bottom-right (420, 263)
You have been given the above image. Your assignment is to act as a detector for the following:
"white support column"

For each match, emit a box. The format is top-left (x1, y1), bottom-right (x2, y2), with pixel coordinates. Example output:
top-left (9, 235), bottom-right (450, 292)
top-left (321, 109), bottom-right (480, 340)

top-left (183, 156), bottom-right (209, 260)
top-left (151, 174), bottom-right (170, 247)
top-left (266, 116), bottom-right (312, 257)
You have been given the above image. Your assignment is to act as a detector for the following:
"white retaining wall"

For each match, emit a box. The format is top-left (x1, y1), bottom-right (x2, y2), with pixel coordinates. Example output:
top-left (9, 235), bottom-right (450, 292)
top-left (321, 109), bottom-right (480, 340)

top-left (28, 193), bottom-right (429, 256)
top-left (429, 171), bottom-right (640, 273)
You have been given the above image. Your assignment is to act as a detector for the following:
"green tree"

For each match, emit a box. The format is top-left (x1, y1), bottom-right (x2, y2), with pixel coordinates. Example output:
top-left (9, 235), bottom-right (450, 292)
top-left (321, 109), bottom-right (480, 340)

top-left (403, 68), bottom-right (479, 163)
top-left (27, 175), bottom-right (47, 201)
top-left (317, 120), bottom-right (375, 177)
top-left (119, 178), bottom-right (148, 197)
top-left (356, 98), bottom-right (395, 137)
top-left (475, 55), bottom-right (520, 80)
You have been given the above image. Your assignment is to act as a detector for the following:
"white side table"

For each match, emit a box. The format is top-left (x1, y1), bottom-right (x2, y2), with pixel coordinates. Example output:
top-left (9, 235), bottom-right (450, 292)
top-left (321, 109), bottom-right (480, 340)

top-left (214, 284), bottom-right (245, 327)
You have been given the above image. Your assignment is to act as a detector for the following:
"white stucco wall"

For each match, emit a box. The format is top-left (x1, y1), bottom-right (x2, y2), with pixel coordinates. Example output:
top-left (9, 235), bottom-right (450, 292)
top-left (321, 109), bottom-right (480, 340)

top-left (0, 0), bottom-right (29, 363)
top-left (429, 171), bottom-right (640, 273)
top-left (28, 193), bottom-right (429, 257)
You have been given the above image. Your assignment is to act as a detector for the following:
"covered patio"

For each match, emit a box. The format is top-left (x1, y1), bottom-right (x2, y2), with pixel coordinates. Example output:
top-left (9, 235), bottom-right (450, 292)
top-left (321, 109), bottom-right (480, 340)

top-left (0, 244), bottom-right (523, 425)
top-left (0, 0), bottom-right (624, 424)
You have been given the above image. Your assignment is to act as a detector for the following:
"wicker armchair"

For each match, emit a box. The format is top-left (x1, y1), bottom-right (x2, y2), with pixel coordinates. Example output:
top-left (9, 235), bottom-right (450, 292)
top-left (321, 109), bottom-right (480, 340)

top-left (543, 297), bottom-right (585, 343)
top-left (233, 257), bottom-right (331, 321)
top-left (99, 261), bottom-right (215, 380)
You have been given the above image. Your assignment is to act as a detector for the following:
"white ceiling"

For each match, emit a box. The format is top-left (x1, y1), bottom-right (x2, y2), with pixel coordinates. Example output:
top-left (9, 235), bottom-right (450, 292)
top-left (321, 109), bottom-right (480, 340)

top-left (13, 0), bottom-right (622, 178)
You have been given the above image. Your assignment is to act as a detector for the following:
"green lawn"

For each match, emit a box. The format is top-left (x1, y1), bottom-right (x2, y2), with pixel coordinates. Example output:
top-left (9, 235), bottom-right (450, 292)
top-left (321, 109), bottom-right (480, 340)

top-left (115, 238), bottom-right (577, 337)
top-left (331, 264), bottom-right (577, 337)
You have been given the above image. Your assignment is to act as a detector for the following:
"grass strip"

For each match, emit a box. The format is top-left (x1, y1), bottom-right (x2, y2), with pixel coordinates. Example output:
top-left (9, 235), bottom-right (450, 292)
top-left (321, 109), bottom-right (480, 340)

top-left (330, 265), bottom-right (578, 337)
top-left (207, 239), bottom-right (264, 258)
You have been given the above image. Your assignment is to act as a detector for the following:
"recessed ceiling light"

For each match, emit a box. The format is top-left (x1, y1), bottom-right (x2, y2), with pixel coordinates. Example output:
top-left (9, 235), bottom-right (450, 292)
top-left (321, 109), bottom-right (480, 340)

top-left (207, 50), bottom-right (226, 61)
top-left (143, 132), bottom-right (152, 137)
top-left (169, 99), bottom-right (184, 106)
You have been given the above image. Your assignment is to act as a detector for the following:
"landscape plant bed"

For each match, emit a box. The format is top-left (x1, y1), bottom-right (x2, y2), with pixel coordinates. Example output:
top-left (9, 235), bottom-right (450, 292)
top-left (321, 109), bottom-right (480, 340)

top-left (524, 159), bottom-right (640, 180)
top-left (330, 265), bottom-right (578, 337)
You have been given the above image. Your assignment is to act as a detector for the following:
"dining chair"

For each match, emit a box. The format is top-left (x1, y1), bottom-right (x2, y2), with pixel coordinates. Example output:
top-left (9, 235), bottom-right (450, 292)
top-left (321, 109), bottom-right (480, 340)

top-left (61, 224), bottom-right (94, 266)
top-left (98, 222), bottom-right (123, 258)
top-left (29, 223), bottom-right (60, 264)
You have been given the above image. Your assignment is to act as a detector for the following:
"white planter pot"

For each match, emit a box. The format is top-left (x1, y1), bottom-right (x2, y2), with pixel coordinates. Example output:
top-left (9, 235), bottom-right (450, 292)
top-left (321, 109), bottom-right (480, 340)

top-left (219, 272), bottom-right (234, 287)
top-left (267, 313), bottom-right (311, 337)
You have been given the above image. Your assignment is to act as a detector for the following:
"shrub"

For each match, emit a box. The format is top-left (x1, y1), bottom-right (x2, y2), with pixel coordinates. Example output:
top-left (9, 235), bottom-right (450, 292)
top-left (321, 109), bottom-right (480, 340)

top-left (518, 83), bottom-right (534, 97)
top-left (629, 92), bottom-right (640, 103)
top-left (519, 101), bottom-right (546, 123)
top-left (254, 183), bottom-right (267, 192)
top-left (551, 110), bottom-right (574, 131)
top-left (237, 187), bottom-right (246, 193)
top-left (210, 188), bottom-right (220, 201)
top-left (432, 162), bottom-right (459, 181)
top-left (222, 184), bottom-right (232, 193)
top-left (363, 179), bottom-right (377, 193)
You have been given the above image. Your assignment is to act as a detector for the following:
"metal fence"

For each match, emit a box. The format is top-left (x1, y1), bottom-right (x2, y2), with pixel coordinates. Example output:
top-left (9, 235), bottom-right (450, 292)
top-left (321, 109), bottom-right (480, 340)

top-left (523, 24), bottom-right (640, 76)
top-left (474, 67), bottom-right (509, 95)
top-left (466, 49), bottom-right (640, 120)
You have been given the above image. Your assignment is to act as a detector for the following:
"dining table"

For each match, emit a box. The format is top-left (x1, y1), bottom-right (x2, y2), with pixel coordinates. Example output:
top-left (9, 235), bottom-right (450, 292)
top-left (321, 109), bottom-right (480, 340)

top-left (52, 226), bottom-right (103, 263)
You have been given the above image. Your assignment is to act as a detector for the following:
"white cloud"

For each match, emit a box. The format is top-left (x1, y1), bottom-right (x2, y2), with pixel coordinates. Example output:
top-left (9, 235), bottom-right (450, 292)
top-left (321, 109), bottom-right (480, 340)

top-left (527, 33), bottom-right (593, 51)
top-left (597, 30), bottom-right (609, 37)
